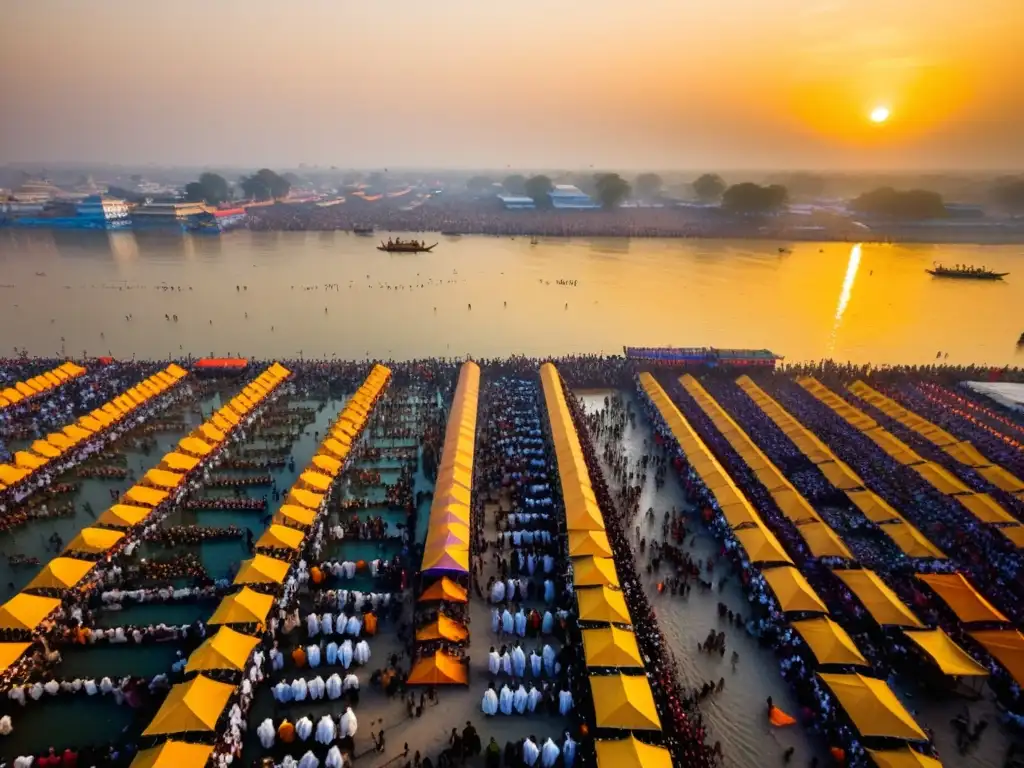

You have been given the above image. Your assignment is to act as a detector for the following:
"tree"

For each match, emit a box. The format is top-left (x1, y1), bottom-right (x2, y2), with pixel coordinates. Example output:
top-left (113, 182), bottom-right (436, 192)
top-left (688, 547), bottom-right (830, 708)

top-left (991, 177), bottom-right (1024, 213)
top-left (693, 173), bottom-right (726, 203)
top-left (197, 172), bottom-right (231, 205)
top-left (524, 175), bottom-right (554, 206)
top-left (503, 174), bottom-right (527, 196)
top-left (239, 169), bottom-right (290, 202)
top-left (721, 182), bottom-right (789, 214)
top-left (634, 173), bottom-right (663, 200)
top-left (593, 173), bottom-right (631, 209)
top-left (850, 187), bottom-right (947, 219)
top-left (466, 175), bottom-right (494, 193)
top-left (184, 182), bottom-right (205, 202)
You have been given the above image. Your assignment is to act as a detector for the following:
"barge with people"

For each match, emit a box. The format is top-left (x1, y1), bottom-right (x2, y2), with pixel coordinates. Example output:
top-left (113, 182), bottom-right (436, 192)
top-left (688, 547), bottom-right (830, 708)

top-left (377, 237), bottom-right (437, 253)
top-left (624, 346), bottom-right (784, 369)
top-left (927, 264), bottom-right (1008, 280)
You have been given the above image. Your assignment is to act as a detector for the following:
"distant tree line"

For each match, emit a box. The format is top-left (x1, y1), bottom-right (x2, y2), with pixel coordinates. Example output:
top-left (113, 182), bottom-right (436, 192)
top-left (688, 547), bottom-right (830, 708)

top-left (991, 176), bottom-right (1024, 213)
top-left (183, 168), bottom-right (293, 205)
top-left (849, 187), bottom-right (947, 219)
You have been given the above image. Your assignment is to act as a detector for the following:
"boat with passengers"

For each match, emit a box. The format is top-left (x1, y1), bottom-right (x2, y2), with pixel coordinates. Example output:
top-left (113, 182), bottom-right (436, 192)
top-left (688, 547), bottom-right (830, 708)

top-left (377, 237), bottom-right (437, 253)
top-left (927, 263), bottom-right (1008, 280)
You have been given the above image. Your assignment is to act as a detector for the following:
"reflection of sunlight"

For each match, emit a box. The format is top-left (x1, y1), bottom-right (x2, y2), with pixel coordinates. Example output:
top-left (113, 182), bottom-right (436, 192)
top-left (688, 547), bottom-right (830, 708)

top-left (108, 231), bottom-right (139, 267)
top-left (827, 243), bottom-right (861, 355)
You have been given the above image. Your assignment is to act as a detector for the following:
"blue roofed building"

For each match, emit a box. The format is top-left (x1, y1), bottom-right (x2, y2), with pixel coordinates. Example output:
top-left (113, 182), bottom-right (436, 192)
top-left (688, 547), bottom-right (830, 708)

top-left (497, 194), bottom-right (536, 210)
top-left (549, 184), bottom-right (600, 210)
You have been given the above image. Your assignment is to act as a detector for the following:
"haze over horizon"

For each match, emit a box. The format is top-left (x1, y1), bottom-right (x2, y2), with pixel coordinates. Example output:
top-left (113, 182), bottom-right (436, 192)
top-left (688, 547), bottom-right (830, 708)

top-left (2, 0), bottom-right (1022, 171)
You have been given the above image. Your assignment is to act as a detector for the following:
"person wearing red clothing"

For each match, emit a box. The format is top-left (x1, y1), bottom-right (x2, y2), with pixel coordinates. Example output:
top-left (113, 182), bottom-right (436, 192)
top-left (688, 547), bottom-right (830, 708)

top-left (37, 748), bottom-right (61, 768)
top-left (62, 747), bottom-right (79, 767)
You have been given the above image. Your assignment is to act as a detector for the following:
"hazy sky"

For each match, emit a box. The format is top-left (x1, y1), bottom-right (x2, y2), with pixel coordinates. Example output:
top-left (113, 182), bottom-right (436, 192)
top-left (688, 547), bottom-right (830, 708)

top-left (2, 0), bottom-right (1022, 170)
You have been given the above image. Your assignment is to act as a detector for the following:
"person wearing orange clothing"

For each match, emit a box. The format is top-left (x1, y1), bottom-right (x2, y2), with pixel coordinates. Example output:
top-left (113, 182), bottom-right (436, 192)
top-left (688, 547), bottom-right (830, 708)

top-left (291, 645), bottom-right (307, 668)
top-left (310, 566), bottom-right (324, 585)
top-left (364, 612), bottom-right (378, 636)
top-left (278, 719), bottom-right (296, 744)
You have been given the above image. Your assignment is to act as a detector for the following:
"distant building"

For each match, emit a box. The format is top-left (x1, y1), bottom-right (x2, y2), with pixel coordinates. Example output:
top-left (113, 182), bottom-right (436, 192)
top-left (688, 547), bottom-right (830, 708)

top-left (6, 194), bottom-right (130, 229)
top-left (548, 184), bottom-right (599, 210)
top-left (497, 194), bottom-right (536, 210)
top-left (132, 201), bottom-right (247, 232)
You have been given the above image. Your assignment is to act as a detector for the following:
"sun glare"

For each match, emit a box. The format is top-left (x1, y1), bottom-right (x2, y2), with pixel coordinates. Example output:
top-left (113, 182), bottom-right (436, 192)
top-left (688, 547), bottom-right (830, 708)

top-left (870, 106), bottom-right (890, 124)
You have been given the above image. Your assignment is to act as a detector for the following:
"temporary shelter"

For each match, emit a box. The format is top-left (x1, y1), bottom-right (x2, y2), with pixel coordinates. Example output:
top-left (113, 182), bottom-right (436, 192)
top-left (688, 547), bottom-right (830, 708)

top-left (917, 573), bottom-right (1008, 624)
top-left (577, 586), bottom-right (632, 624)
top-left (582, 626), bottom-right (644, 668)
top-left (208, 587), bottom-right (275, 626)
top-left (124, 486), bottom-right (169, 507)
top-left (573, 556), bottom-right (620, 589)
top-left (0, 643), bottom-right (32, 675)
top-left (142, 675), bottom-right (235, 735)
top-left (407, 651), bottom-right (468, 685)
top-left (817, 673), bottom-right (927, 741)
top-left (835, 571), bottom-right (923, 628)
top-left (969, 629), bottom-right (1024, 687)
top-left (274, 504), bottom-right (317, 528)
top-left (299, 470), bottom-right (332, 492)
top-left (415, 614), bottom-right (469, 643)
top-left (65, 527), bottom-right (125, 555)
top-left (25, 558), bottom-right (96, 591)
top-left (589, 674), bottom-right (662, 731)
top-left (288, 489), bottom-right (324, 510)
top-left (865, 747), bottom-right (943, 768)
top-left (418, 577), bottom-right (468, 604)
top-left (790, 616), bottom-right (868, 667)
top-left (879, 522), bottom-right (946, 560)
top-left (421, 544), bottom-right (470, 574)
top-left (185, 626), bottom-right (261, 673)
top-left (234, 554), bottom-right (291, 586)
top-left (902, 629), bottom-right (988, 677)
top-left (161, 453), bottom-right (200, 472)
top-left (762, 566), bottom-right (828, 614)
top-left (144, 468), bottom-right (185, 489)
top-left (568, 530), bottom-right (614, 558)
top-left (256, 524), bottom-right (305, 551)
top-left (130, 741), bottom-right (214, 768)
top-left (594, 736), bottom-right (672, 768)
top-left (735, 525), bottom-right (793, 565)
top-left (0, 594), bottom-right (61, 631)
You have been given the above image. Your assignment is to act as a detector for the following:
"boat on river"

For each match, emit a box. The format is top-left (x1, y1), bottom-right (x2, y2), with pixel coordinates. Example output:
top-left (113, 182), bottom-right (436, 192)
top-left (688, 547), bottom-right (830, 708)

top-left (927, 263), bottom-right (1008, 280)
top-left (352, 225), bottom-right (374, 235)
top-left (377, 238), bottom-right (437, 253)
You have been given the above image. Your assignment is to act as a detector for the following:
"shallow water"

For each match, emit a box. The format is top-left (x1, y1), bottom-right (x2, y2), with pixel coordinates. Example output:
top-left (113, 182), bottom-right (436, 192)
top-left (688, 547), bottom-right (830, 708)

top-left (1, 230), bottom-right (1022, 365)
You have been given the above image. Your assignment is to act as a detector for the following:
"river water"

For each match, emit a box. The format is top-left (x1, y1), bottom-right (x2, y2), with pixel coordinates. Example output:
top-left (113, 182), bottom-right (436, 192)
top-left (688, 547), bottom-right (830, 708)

top-left (0, 229), bottom-right (1021, 365)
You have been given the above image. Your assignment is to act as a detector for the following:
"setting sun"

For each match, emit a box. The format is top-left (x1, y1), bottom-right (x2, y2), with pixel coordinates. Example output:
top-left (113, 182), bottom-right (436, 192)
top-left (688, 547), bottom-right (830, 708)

top-left (870, 106), bottom-right (891, 123)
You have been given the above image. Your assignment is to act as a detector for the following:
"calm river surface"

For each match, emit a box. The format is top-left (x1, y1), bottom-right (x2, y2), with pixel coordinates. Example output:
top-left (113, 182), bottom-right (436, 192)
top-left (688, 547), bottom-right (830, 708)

top-left (0, 229), bottom-right (1021, 365)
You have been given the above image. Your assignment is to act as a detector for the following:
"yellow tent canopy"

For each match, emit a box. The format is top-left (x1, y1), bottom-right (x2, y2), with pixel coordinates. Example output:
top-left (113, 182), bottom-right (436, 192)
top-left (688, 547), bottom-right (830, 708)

top-left (762, 566), bottom-right (828, 614)
top-left (198, 423), bottom-right (226, 443)
top-left (797, 521), bottom-right (853, 560)
top-left (573, 556), bottom-right (620, 588)
top-left (321, 438), bottom-right (350, 459)
top-left (902, 629), bottom-right (988, 677)
top-left (208, 587), bottom-right (274, 626)
top-left (234, 554), bottom-right (291, 585)
top-left (590, 673), bottom-right (662, 731)
top-left (311, 454), bottom-right (342, 475)
top-left (415, 614), bottom-right (469, 643)
top-left (25, 557), bottom-right (96, 591)
top-left (130, 741), bottom-right (214, 768)
top-left (0, 593), bottom-right (61, 631)
top-left (65, 527), bottom-right (125, 555)
top-left (879, 522), bottom-right (946, 560)
top-left (275, 504), bottom-right (317, 528)
top-left (595, 736), bottom-right (672, 768)
top-left (818, 460), bottom-right (864, 490)
top-left (421, 544), bottom-right (470, 574)
top-left (425, 522), bottom-right (470, 548)
top-left (969, 629), bottom-right (1024, 687)
top-left (847, 490), bottom-right (901, 523)
top-left (582, 626), bottom-right (644, 668)
top-left (735, 524), bottom-right (793, 565)
top-left (978, 465), bottom-right (1024, 493)
top-left (912, 462), bottom-right (970, 495)
top-left (917, 572), bottom-right (1008, 624)
top-left (568, 530), bottom-right (614, 558)
top-left (96, 505), bottom-right (152, 528)
top-left (407, 651), bottom-right (468, 685)
top-left (124, 485), bottom-right (169, 507)
top-left (142, 675), bottom-right (235, 735)
top-left (0, 642), bottom-right (32, 676)
top-left (0, 465), bottom-right (30, 486)
top-left (15, 451), bottom-right (48, 470)
top-left (866, 746), bottom-right (943, 768)
top-left (564, 494), bottom-right (606, 532)
top-left (835, 570), bottom-right (923, 628)
top-left (418, 577), bottom-right (468, 603)
top-left (185, 626), bottom-right (260, 674)
top-left (298, 470), bottom-right (332, 492)
top-left (211, 413), bottom-right (233, 432)
top-left (957, 493), bottom-right (1016, 524)
top-left (288, 488), bottom-right (324, 510)
top-left (144, 468), bottom-right (186, 489)
top-left (1000, 525), bottom-right (1024, 549)
top-left (791, 616), bottom-right (868, 667)
top-left (161, 452), bottom-right (200, 473)
top-left (577, 586), bottom-right (632, 624)
top-left (31, 440), bottom-right (62, 459)
top-left (256, 524), bottom-right (305, 551)
top-left (179, 436), bottom-right (214, 457)
top-left (943, 441), bottom-right (991, 468)
top-left (817, 672), bottom-right (927, 741)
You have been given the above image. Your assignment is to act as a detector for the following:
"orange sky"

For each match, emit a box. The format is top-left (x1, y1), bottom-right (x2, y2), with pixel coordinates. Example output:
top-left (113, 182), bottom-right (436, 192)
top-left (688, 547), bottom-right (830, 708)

top-left (1, 0), bottom-right (1021, 169)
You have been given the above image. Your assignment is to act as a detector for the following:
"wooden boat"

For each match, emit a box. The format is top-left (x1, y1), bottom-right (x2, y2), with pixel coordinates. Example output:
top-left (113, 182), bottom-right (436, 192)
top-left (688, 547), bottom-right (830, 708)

top-left (352, 226), bottom-right (374, 235)
top-left (377, 240), bottom-right (437, 253)
top-left (927, 264), bottom-right (1007, 280)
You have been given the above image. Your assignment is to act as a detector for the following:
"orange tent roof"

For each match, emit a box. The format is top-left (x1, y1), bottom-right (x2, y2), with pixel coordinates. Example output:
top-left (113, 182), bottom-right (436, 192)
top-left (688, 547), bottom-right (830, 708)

top-left (418, 577), bottom-right (468, 603)
top-left (407, 651), bottom-right (468, 685)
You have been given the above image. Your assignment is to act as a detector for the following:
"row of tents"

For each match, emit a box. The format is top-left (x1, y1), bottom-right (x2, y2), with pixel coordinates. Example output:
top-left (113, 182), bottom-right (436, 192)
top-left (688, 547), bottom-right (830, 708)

top-left (800, 377), bottom-right (1024, 550)
top-left (638, 372), bottom-right (942, 764)
top-left (541, 363), bottom-right (674, 768)
top-left (133, 364), bottom-right (391, 767)
top-left (0, 361), bottom-right (86, 410)
top-left (0, 363), bottom-right (187, 492)
top-left (736, 376), bottom-right (945, 559)
top-left (0, 363), bottom-right (292, 687)
top-left (407, 362), bottom-right (480, 686)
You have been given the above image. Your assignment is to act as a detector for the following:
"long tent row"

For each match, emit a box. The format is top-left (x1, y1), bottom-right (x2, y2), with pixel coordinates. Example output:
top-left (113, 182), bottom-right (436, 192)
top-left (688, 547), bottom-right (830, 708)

top-left (735, 376), bottom-right (945, 560)
top-left (0, 363), bottom-right (291, 661)
top-left (849, 380), bottom-right (1024, 495)
top-left (798, 377), bottom-right (1024, 549)
top-left (409, 362), bottom-right (479, 687)
top-left (138, 365), bottom-right (391, 757)
top-left (543, 365), bottom-right (672, 762)
top-left (636, 373), bottom-right (934, 754)
top-left (680, 375), bottom-right (853, 560)
top-left (0, 363), bottom-right (188, 494)
top-left (0, 361), bottom-right (86, 410)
